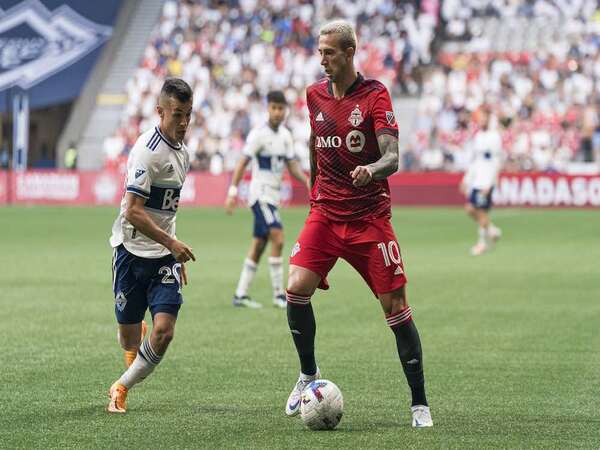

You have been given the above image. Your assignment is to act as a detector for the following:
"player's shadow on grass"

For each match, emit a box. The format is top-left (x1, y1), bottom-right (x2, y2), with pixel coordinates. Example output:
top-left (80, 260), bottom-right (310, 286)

top-left (193, 404), bottom-right (248, 414)
top-left (332, 420), bottom-right (408, 432)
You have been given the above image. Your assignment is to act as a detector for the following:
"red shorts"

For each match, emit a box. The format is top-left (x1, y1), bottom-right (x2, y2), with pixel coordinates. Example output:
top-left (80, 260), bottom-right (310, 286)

top-left (289, 211), bottom-right (407, 296)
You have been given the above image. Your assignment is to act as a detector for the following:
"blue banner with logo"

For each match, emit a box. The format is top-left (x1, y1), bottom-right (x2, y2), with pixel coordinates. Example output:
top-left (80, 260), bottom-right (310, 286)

top-left (0, 0), bottom-right (121, 111)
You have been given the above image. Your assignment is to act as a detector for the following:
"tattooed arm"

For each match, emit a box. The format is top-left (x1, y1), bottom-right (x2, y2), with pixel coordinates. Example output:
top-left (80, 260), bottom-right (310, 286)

top-left (350, 133), bottom-right (399, 187)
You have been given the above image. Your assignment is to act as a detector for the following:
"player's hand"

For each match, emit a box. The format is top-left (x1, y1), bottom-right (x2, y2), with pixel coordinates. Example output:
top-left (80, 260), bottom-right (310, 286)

top-left (169, 239), bottom-right (196, 263)
top-left (224, 196), bottom-right (236, 215)
top-left (180, 263), bottom-right (188, 286)
top-left (350, 165), bottom-right (373, 187)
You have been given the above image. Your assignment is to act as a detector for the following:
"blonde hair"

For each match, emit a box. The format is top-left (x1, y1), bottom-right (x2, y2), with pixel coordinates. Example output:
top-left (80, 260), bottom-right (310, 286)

top-left (319, 19), bottom-right (357, 50)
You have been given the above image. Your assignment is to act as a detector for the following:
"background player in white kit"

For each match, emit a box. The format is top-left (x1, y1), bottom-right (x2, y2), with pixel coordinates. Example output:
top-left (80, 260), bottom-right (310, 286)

top-left (225, 91), bottom-right (309, 308)
top-left (461, 111), bottom-right (503, 256)
top-left (107, 78), bottom-right (195, 413)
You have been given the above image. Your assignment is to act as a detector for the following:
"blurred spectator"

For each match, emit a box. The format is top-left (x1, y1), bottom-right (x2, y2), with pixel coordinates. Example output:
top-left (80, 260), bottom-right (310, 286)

top-left (0, 145), bottom-right (9, 169)
top-left (64, 141), bottom-right (78, 170)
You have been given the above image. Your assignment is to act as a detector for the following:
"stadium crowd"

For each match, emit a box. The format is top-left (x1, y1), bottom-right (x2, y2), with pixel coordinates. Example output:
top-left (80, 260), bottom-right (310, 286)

top-left (407, 0), bottom-right (600, 172)
top-left (104, 0), bottom-right (438, 173)
top-left (104, 0), bottom-right (600, 174)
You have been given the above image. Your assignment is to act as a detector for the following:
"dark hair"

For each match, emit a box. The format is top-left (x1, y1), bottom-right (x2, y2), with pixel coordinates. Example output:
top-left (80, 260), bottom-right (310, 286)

top-left (266, 90), bottom-right (287, 105)
top-left (161, 78), bottom-right (193, 103)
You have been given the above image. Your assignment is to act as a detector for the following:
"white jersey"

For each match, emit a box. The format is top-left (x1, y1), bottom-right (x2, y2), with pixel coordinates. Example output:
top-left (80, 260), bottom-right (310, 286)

top-left (110, 126), bottom-right (190, 258)
top-left (243, 123), bottom-right (295, 206)
top-left (463, 129), bottom-right (503, 190)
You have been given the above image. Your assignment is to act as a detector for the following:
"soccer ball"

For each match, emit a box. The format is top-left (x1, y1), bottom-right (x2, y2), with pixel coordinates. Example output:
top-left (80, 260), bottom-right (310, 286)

top-left (300, 379), bottom-right (344, 430)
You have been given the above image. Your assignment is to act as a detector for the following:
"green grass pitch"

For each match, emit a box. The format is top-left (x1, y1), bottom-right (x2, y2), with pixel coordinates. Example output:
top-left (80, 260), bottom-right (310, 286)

top-left (1, 205), bottom-right (599, 449)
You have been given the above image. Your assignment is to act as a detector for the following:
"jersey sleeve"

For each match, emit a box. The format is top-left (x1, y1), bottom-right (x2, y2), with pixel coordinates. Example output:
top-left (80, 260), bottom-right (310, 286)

top-left (242, 129), bottom-right (261, 158)
top-left (125, 142), bottom-right (157, 199)
top-left (372, 86), bottom-right (399, 138)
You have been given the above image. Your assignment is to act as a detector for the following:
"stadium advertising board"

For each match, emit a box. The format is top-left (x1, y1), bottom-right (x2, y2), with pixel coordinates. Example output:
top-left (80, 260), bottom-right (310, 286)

top-left (493, 174), bottom-right (600, 207)
top-left (0, 0), bottom-right (121, 110)
top-left (1, 171), bottom-right (599, 208)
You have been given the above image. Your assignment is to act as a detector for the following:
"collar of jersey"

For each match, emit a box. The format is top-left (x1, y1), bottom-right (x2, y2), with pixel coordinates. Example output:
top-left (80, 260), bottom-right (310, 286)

top-left (155, 126), bottom-right (182, 150)
top-left (327, 72), bottom-right (364, 98)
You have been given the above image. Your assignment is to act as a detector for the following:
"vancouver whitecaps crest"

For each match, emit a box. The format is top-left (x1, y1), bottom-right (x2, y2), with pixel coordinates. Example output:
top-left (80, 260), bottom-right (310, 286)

top-left (0, 0), bottom-right (112, 90)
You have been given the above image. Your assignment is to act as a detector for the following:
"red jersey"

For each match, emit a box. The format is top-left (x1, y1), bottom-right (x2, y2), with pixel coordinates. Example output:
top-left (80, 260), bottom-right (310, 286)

top-left (307, 74), bottom-right (398, 221)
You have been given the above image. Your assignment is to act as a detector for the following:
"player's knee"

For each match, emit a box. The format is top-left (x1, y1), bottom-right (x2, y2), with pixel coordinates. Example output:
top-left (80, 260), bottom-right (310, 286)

top-left (271, 240), bottom-right (284, 255)
top-left (269, 229), bottom-right (284, 245)
top-left (119, 335), bottom-right (139, 351)
top-left (153, 325), bottom-right (175, 348)
top-left (287, 273), bottom-right (314, 297)
top-left (118, 325), bottom-right (142, 350)
top-left (258, 237), bottom-right (268, 250)
top-left (380, 287), bottom-right (408, 315)
top-left (288, 280), bottom-right (320, 300)
top-left (252, 238), bottom-right (267, 254)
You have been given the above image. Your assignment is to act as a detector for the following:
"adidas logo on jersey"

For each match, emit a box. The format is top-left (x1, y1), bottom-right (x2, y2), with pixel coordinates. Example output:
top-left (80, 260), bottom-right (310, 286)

top-left (316, 112), bottom-right (324, 122)
top-left (135, 169), bottom-right (146, 179)
top-left (394, 265), bottom-right (404, 276)
top-left (167, 164), bottom-right (174, 174)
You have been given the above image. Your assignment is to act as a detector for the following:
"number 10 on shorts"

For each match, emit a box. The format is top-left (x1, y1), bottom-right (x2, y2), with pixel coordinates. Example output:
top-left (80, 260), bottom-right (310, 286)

top-left (377, 241), bottom-right (402, 267)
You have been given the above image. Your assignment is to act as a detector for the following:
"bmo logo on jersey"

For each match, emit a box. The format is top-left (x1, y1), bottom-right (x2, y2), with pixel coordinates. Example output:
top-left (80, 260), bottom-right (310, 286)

top-left (315, 135), bottom-right (342, 148)
top-left (346, 130), bottom-right (366, 153)
top-left (161, 189), bottom-right (180, 212)
top-left (147, 186), bottom-right (181, 213)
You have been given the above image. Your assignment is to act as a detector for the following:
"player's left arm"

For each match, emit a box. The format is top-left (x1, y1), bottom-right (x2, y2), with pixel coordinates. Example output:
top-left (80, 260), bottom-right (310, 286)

top-left (351, 133), bottom-right (399, 187)
top-left (286, 159), bottom-right (310, 191)
top-left (351, 87), bottom-right (399, 187)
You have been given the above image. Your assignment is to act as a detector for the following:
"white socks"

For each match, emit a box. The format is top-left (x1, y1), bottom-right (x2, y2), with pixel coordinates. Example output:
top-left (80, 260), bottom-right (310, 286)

top-left (236, 256), bottom-right (284, 298)
top-left (489, 223), bottom-right (500, 236)
top-left (478, 226), bottom-right (487, 246)
top-left (235, 258), bottom-right (257, 297)
top-left (118, 339), bottom-right (162, 389)
top-left (268, 256), bottom-right (284, 298)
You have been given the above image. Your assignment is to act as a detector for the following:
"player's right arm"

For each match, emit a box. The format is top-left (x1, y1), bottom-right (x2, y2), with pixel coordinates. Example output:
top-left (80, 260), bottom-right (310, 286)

top-left (226, 128), bottom-right (261, 213)
top-left (124, 142), bottom-right (195, 263)
top-left (224, 155), bottom-right (251, 214)
top-left (460, 168), bottom-right (473, 197)
top-left (124, 193), bottom-right (195, 263)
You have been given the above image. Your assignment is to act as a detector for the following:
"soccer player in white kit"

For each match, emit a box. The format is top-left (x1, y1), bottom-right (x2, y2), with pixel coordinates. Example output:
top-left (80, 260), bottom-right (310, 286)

top-left (461, 112), bottom-right (503, 256)
top-left (225, 91), bottom-right (309, 308)
top-left (107, 78), bottom-right (196, 413)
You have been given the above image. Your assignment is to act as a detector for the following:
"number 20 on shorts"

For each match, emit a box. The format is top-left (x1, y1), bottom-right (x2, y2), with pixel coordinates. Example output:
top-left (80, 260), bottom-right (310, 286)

top-left (159, 263), bottom-right (183, 293)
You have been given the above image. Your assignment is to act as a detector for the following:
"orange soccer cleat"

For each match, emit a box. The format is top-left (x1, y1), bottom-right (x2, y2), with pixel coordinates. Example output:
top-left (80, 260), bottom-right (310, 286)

top-left (107, 382), bottom-right (128, 413)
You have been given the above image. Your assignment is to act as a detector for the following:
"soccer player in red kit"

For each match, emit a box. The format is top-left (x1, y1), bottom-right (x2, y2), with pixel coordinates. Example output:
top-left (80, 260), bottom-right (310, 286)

top-left (284, 20), bottom-right (432, 428)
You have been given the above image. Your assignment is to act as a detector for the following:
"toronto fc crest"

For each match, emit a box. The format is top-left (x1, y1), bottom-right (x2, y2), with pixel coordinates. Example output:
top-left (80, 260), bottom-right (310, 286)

top-left (348, 104), bottom-right (363, 127)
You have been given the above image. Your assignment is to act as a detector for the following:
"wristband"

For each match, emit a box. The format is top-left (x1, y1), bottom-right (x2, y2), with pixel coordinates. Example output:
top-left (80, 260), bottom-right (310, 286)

top-left (227, 185), bottom-right (238, 197)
